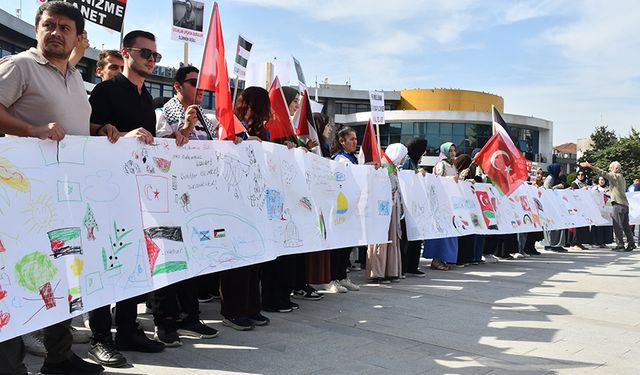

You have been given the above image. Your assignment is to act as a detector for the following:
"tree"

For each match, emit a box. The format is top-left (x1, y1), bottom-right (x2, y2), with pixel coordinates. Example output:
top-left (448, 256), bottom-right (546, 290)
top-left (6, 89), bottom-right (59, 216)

top-left (590, 125), bottom-right (617, 149)
top-left (582, 127), bottom-right (640, 182)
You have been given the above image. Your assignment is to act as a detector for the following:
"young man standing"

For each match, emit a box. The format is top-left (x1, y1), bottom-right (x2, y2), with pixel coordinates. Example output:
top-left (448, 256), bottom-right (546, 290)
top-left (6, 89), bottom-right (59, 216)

top-left (86, 30), bottom-right (165, 367)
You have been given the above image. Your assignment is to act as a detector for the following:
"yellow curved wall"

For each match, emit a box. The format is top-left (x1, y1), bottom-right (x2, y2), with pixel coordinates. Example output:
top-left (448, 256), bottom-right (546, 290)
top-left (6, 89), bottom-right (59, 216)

top-left (398, 89), bottom-right (504, 113)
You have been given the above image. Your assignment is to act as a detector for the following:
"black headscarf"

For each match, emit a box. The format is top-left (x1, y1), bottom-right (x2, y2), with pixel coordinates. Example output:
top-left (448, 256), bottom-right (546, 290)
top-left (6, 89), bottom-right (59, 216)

top-left (406, 138), bottom-right (428, 164)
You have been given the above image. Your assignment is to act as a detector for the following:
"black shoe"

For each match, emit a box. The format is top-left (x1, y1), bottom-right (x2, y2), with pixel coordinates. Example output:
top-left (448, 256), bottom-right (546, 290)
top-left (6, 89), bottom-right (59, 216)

top-left (289, 302), bottom-right (299, 310)
top-left (41, 353), bottom-right (104, 375)
top-left (291, 287), bottom-right (323, 301)
top-left (405, 270), bottom-right (426, 277)
top-left (115, 329), bottom-right (165, 353)
top-left (222, 317), bottom-right (254, 331)
top-left (154, 327), bottom-right (182, 347)
top-left (248, 313), bottom-right (270, 326)
top-left (529, 250), bottom-right (541, 255)
top-left (551, 247), bottom-right (568, 252)
top-left (88, 341), bottom-right (127, 368)
top-left (263, 305), bottom-right (293, 313)
top-left (625, 244), bottom-right (636, 252)
top-left (177, 320), bottom-right (219, 339)
top-left (613, 245), bottom-right (626, 251)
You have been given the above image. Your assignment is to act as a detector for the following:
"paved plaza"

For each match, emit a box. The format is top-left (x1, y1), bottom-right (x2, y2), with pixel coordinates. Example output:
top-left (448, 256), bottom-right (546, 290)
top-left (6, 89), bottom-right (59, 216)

top-left (26, 246), bottom-right (640, 374)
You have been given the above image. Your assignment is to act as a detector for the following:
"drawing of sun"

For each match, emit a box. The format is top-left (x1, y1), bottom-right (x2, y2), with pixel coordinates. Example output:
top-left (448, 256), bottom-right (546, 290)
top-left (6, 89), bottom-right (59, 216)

top-left (23, 195), bottom-right (57, 233)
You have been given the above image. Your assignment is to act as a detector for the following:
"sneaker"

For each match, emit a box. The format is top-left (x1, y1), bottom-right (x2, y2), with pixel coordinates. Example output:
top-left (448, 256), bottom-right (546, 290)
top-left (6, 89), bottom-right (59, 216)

top-left (483, 254), bottom-right (499, 263)
top-left (154, 327), bottom-right (182, 347)
top-left (405, 270), bottom-right (426, 277)
top-left (613, 244), bottom-right (625, 251)
top-left (115, 329), bottom-right (165, 353)
top-left (325, 280), bottom-right (347, 293)
top-left (511, 253), bottom-right (525, 259)
top-left (370, 278), bottom-right (392, 284)
top-left (289, 302), bottom-right (300, 310)
top-left (222, 317), bottom-right (254, 331)
top-left (399, 274), bottom-right (406, 279)
top-left (41, 353), bottom-right (104, 375)
top-left (263, 305), bottom-right (293, 313)
top-left (71, 326), bottom-right (90, 344)
top-left (625, 243), bottom-right (636, 252)
top-left (88, 341), bottom-right (127, 368)
top-left (197, 293), bottom-right (216, 303)
top-left (177, 320), bottom-right (219, 339)
top-left (23, 332), bottom-right (46, 357)
top-left (248, 313), bottom-right (270, 326)
top-left (529, 249), bottom-right (541, 255)
top-left (552, 247), bottom-right (568, 252)
top-left (339, 278), bottom-right (360, 291)
top-left (291, 287), bottom-right (322, 301)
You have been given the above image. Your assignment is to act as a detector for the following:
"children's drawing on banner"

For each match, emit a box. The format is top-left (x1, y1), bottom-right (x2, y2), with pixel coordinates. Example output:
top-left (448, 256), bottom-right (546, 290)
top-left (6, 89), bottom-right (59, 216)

top-left (144, 226), bottom-right (187, 276)
top-left (102, 222), bottom-right (133, 276)
top-left (473, 184), bottom-right (499, 231)
top-left (84, 170), bottom-right (120, 202)
top-left (15, 252), bottom-right (61, 324)
top-left (23, 195), bottom-right (57, 233)
top-left (0, 156), bottom-right (30, 193)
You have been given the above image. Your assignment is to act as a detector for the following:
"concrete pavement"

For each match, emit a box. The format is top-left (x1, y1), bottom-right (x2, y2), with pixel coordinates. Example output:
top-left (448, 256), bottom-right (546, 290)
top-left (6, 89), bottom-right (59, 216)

top-left (25, 245), bottom-right (640, 374)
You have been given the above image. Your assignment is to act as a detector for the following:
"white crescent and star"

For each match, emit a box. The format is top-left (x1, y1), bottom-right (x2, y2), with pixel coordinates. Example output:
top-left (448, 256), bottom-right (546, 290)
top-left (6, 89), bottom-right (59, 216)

top-left (490, 150), bottom-right (512, 173)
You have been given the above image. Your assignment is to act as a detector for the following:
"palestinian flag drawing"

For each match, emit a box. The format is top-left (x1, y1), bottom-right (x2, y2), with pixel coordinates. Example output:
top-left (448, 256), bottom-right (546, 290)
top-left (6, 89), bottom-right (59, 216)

top-left (47, 227), bottom-right (82, 258)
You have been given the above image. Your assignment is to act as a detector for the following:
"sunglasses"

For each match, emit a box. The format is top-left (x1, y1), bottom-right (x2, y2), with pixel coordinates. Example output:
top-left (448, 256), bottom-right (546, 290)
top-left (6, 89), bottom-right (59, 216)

top-left (127, 47), bottom-right (162, 62)
top-left (181, 78), bottom-right (198, 87)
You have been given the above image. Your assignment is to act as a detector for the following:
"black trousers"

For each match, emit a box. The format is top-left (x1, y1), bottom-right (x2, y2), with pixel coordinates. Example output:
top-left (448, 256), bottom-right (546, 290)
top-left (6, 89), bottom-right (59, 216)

top-left (150, 277), bottom-right (200, 330)
top-left (292, 253), bottom-right (307, 290)
top-left (400, 219), bottom-right (422, 273)
top-left (261, 255), bottom-right (295, 309)
top-left (0, 320), bottom-right (72, 374)
top-left (89, 297), bottom-right (139, 342)
top-left (330, 247), bottom-right (351, 281)
top-left (457, 235), bottom-right (475, 265)
top-left (219, 264), bottom-right (261, 320)
top-left (196, 272), bottom-right (219, 297)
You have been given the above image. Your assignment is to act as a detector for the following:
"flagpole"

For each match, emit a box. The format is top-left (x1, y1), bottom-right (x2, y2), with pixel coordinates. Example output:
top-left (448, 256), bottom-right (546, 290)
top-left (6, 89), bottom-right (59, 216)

top-left (232, 75), bottom-right (239, 104)
top-left (375, 122), bottom-right (382, 160)
top-left (183, 42), bottom-right (189, 65)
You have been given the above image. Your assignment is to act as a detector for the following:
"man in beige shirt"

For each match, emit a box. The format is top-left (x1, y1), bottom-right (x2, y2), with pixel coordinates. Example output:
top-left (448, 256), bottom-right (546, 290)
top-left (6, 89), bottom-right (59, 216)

top-left (0, 2), bottom-right (104, 374)
top-left (580, 161), bottom-right (636, 251)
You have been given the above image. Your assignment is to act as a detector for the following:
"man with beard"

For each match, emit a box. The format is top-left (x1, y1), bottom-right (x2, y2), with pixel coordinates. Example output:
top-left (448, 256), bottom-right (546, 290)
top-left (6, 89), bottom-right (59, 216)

top-left (86, 30), bottom-right (165, 368)
top-left (0, 2), bottom-right (105, 374)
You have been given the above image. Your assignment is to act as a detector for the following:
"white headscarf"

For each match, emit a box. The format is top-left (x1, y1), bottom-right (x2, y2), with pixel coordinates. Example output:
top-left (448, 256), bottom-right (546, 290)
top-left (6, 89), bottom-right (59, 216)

top-left (385, 143), bottom-right (408, 166)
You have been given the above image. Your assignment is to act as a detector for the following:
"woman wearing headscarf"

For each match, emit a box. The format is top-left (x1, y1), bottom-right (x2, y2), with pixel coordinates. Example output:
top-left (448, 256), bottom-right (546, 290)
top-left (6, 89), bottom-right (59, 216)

top-left (591, 177), bottom-right (614, 247)
top-left (367, 143), bottom-right (406, 282)
top-left (423, 142), bottom-right (459, 270)
top-left (453, 154), bottom-right (476, 266)
top-left (542, 163), bottom-right (568, 252)
top-left (400, 138), bottom-right (428, 277)
top-left (568, 169), bottom-right (591, 250)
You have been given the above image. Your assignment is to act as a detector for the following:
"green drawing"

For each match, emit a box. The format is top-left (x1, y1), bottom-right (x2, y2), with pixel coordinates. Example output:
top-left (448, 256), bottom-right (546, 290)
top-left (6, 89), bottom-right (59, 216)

top-left (83, 204), bottom-right (99, 240)
top-left (15, 252), bottom-right (58, 293)
top-left (102, 221), bottom-right (133, 272)
top-left (151, 261), bottom-right (187, 276)
top-left (68, 286), bottom-right (81, 295)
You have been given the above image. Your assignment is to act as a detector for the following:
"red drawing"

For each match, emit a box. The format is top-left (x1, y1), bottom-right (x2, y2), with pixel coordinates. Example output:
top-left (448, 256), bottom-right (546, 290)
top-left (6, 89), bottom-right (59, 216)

top-left (0, 288), bottom-right (6, 300)
top-left (144, 232), bottom-right (161, 273)
top-left (39, 282), bottom-right (56, 309)
top-left (0, 311), bottom-right (9, 329)
top-left (153, 189), bottom-right (160, 199)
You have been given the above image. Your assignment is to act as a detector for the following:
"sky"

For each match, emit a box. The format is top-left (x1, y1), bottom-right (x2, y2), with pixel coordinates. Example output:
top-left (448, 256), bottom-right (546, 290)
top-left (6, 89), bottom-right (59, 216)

top-left (2, 0), bottom-right (639, 145)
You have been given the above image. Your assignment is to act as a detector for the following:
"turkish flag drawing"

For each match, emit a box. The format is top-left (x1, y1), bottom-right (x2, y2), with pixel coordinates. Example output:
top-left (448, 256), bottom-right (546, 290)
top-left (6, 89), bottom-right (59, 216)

top-left (357, 119), bottom-right (381, 164)
top-left (265, 77), bottom-right (296, 141)
top-left (197, 2), bottom-right (244, 140)
top-left (474, 131), bottom-right (528, 196)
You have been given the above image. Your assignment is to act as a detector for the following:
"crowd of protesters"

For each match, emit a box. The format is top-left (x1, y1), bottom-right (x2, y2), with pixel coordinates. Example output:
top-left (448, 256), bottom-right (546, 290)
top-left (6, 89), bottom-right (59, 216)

top-left (0, 3), bottom-right (636, 374)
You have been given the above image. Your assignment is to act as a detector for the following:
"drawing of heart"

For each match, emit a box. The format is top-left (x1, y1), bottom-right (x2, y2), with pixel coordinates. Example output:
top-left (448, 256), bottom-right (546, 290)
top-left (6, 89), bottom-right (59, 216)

top-left (0, 311), bottom-right (9, 328)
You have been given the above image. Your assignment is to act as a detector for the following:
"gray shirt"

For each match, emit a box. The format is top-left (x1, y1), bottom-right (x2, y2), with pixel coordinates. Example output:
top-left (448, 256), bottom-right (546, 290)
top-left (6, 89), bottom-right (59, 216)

top-left (0, 48), bottom-right (90, 136)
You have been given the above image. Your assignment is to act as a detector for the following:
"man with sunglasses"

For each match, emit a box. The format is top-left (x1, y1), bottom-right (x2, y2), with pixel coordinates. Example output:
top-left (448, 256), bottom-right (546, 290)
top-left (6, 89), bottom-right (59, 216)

top-left (156, 65), bottom-right (217, 145)
top-left (149, 66), bottom-right (219, 347)
top-left (86, 30), bottom-right (165, 368)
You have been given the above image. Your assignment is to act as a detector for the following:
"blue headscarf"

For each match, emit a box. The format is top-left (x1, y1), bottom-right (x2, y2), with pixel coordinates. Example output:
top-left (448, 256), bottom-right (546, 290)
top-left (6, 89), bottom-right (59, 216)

top-left (438, 142), bottom-right (454, 163)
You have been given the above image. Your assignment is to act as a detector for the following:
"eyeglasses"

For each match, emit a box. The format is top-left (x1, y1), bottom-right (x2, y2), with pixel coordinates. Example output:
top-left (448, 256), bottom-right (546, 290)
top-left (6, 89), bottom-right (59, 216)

top-left (181, 78), bottom-right (198, 87)
top-left (127, 47), bottom-right (162, 62)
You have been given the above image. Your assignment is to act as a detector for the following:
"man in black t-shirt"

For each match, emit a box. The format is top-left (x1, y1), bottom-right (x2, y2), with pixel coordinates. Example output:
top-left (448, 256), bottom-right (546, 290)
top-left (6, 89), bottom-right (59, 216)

top-left (87, 30), bottom-right (164, 368)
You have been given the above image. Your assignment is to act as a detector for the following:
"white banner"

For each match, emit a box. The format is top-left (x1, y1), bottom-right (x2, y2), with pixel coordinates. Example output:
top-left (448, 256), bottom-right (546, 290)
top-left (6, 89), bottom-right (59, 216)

top-left (0, 137), bottom-right (390, 342)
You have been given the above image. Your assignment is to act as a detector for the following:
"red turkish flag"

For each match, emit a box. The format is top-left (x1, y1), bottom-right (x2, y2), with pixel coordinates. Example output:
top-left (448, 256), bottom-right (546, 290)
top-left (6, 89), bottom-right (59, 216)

top-left (265, 77), bottom-right (295, 140)
top-left (474, 131), bottom-right (528, 196)
top-left (197, 3), bottom-right (244, 140)
top-left (357, 119), bottom-right (381, 164)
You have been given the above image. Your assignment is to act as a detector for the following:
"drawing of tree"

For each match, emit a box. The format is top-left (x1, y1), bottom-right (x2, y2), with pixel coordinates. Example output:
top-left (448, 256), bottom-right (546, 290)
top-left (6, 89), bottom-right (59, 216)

top-left (83, 204), bottom-right (99, 241)
top-left (15, 252), bottom-right (58, 308)
top-left (102, 221), bottom-right (133, 271)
